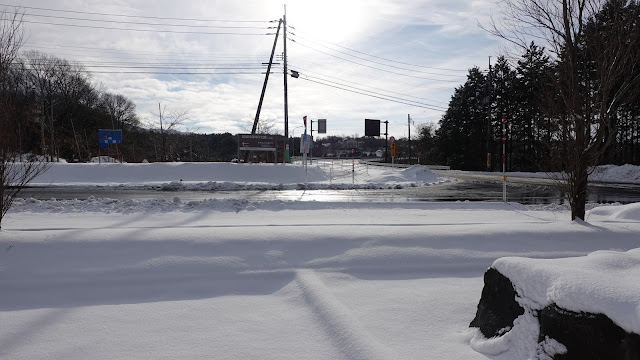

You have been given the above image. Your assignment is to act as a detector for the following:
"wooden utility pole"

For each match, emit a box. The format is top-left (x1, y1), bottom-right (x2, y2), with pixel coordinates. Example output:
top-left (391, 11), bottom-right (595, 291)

top-left (251, 19), bottom-right (282, 134)
top-left (408, 114), bottom-right (412, 165)
top-left (283, 6), bottom-right (289, 142)
top-left (158, 103), bottom-right (165, 161)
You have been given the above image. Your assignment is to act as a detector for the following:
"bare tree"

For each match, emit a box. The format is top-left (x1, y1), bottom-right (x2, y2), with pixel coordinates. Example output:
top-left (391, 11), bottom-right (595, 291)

top-left (0, 8), bottom-right (50, 229)
top-left (484, 0), bottom-right (640, 220)
top-left (101, 92), bottom-right (140, 130)
top-left (240, 114), bottom-right (281, 135)
top-left (147, 104), bottom-right (189, 161)
top-left (0, 8), bottom-right (23, 84)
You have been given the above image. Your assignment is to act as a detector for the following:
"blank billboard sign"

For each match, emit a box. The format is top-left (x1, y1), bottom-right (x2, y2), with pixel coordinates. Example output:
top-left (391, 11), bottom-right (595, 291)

top-left (318, 119), bottom-right (327, 134)
top-left (365, 119), bottom-right (381, 137)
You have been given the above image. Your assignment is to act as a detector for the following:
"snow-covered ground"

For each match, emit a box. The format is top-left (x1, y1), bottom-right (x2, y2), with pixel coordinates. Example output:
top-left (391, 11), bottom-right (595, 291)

top-left (29, 160), bottom-right (449, 190)
top-left (2, 162), bottom-right (640, 359)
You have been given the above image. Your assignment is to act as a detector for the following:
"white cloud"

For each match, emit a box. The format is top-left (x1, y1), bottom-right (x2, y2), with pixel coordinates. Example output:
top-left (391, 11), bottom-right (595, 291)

top-left (9, 0), bottom-right (502, 138)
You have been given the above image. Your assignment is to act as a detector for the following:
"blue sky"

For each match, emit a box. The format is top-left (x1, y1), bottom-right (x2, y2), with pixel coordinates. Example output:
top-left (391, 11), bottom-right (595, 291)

top-left (6, 0), bottom-right (502, 139)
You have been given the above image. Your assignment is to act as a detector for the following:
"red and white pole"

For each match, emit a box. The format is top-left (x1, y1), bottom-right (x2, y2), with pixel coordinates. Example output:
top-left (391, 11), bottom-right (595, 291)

top-left (502, 113), bottom-right (506, 202)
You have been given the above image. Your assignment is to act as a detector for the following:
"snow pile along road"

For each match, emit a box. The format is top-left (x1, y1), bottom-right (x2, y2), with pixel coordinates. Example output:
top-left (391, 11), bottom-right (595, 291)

top-left (29, 162), bottom-right (449, 190)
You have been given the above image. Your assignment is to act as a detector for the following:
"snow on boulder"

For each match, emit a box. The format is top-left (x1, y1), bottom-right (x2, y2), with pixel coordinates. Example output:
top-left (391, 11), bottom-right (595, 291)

top-left (471, 249), bottom-right (640, 359)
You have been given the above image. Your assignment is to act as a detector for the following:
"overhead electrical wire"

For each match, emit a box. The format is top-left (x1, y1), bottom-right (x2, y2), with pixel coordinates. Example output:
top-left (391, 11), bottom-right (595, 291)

top-left (299, 77), bottom-right (445, 111)
top-left (303, 74), bottom-right (447, 110)
top-left (287, 61), bottom-right (448, 108)
top-left (21, 45), bottom-right (269, 64)
top-left (17, 12), bottom-right (273, 29)
top-left (289, 40), bottom-right (461, 83)
top-left (287, 25), bottom-right (470, 72)
top-left (0, 3), bottom-right (275, 23)
top-left (23, 42), bottom-right (269, 58)
top-left (23, 64), bottom-right (266, 70)
top-left (3, 3), bottom-right (455, 109)
top-left (17, 19), bottom-right (272, 35)
top-left (73, 71), bottom-right (266, 75)
top-left (289, 32), bottom-right (466, 77)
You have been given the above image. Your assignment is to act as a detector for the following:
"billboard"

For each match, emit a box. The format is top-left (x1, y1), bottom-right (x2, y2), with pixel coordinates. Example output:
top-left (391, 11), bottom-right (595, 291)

top-left (237, 134), bottom-right (277, 151)
top-left (98, 129), bottom-right (122, 149)
top-left (317, 119), bottom-right (327, 134)
top-left (365, 119), bottom-right (380, 137)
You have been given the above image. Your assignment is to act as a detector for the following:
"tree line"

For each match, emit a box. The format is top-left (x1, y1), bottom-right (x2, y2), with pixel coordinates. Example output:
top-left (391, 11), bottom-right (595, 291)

top-left (414, 0), bottom-right (640, 219)
top-left (2, 44), bottom-right (238, 163)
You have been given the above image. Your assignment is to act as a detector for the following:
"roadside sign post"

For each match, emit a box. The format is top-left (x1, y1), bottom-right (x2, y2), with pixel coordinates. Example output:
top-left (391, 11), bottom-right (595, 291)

top-left (237, 134), bottom-right (278, 164)
top-left (352, 149), bottom-right (355, 184)
top-left (98, 129), bottom-right (123, 164)
top-left (303, 116), bottom-right (308, 172)
top-left (390, 136), bottom-right (396, 164)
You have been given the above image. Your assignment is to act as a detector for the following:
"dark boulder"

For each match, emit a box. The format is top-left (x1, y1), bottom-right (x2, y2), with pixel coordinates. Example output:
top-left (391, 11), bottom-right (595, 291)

top-left (469, 267), bottom-right (524, 338)
top-left (539, 304), bottom-right (640, 360)
top-left (471, 267), bottom-right (640, 359)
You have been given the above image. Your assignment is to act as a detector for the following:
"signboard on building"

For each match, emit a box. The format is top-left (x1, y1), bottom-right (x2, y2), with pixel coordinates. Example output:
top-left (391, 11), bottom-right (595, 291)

top-left (237, 134), bottom-right (277, 151)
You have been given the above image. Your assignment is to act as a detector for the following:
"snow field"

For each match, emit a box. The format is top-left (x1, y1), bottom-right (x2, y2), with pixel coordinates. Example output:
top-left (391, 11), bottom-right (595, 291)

top-left (2, 200), bottom-right (640, 359)
top-left (2, 162), bottom-right (640, 358)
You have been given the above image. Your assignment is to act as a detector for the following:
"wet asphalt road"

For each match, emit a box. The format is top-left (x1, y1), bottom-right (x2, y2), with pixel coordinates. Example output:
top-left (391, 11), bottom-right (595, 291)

top-left (18, 172), bottom-right (640, 205)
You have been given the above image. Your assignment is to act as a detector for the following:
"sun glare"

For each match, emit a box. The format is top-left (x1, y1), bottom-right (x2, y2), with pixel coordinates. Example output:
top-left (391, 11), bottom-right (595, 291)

top-left (286, 0), bottom-right (366, 44)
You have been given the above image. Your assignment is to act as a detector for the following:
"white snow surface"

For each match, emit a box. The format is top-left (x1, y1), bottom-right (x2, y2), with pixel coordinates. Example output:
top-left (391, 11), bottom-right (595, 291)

top-left (2, 161), bottom-right (640, 359)
top-left (29, 161), bottom-right (449, 189)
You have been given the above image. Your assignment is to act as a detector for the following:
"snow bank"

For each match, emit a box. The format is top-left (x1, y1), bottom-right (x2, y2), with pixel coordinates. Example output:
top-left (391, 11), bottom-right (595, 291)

top-left (31, 162), bottom-right (329, 186)
top-left (366, 165), bottom-right (440, 184)
top-left (590, 164), bottom-right (640, 184)
top-left (589, 202), bottom-right (640, 220)
top-left (29, 162), bottom-right (447, 189)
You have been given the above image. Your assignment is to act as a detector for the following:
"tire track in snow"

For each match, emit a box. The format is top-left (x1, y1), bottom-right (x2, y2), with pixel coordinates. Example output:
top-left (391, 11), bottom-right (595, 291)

top-left (295, 269), bottom-right (395, 360)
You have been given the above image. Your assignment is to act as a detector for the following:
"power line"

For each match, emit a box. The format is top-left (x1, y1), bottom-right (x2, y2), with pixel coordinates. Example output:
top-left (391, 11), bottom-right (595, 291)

top-left (287, 62), bottom-right (449, 107)
top-left (30, 60), bottom-right (267, 67)
top-left (0, 3), bottom-right (274, 23)
top-left (17, 19), bottom-right (272, 35)
top-left (17, 11), bottom-right (273, 29)
top-left (303, 74), bottom-right (447, 110)
top-left (298, 77), bottom-right (446, 111)
top-left (289, 33), bottom-right (466, 77)
top-left (22, 63), bottom-right (266, 70)
top-left (288, 26), bottom-right (470, 72)
top-left (23, 42), bottom-right (269, 58)
top-left (290, 40), bottom-right (461, 83)
top-left (60, 70), bottom-right (269, 75)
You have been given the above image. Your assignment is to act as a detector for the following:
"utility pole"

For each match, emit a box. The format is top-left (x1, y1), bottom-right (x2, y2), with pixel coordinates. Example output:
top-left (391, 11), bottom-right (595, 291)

top-left (408, 114), bottom-right (412, 165)
top-left (159, 103), bottom-right (165, 162)
top-left (283, 6), bottom-right (289, 162)
top-left (384, 121), bottom-right (389, 163)
top-left (486, 56), bottom-right (492, 172)
top-left (310, 119), bottom-right (315, 164)
top-left (252, 19), bottom-right (282, 134)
